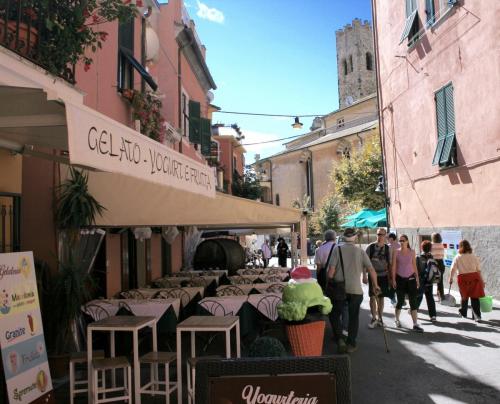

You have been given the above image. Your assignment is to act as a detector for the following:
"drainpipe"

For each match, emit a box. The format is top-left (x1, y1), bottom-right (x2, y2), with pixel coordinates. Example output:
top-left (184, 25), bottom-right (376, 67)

top-left (177, 26), bottom-right (194, 154)
top-left (371, 0), bottom-right (391, 228)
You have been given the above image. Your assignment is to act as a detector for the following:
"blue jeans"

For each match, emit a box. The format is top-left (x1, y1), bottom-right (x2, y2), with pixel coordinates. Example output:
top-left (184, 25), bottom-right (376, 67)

top-left (329, 294), bottom-right (363, 347)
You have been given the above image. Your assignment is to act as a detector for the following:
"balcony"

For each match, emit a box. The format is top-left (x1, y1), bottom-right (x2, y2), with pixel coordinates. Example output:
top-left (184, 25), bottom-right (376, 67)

top-left (0, 0), bottom-right (76, 82)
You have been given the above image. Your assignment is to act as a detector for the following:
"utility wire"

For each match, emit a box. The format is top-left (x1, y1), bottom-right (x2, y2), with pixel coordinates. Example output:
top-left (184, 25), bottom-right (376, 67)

top-left (216, 109), bottom-right (379, 118)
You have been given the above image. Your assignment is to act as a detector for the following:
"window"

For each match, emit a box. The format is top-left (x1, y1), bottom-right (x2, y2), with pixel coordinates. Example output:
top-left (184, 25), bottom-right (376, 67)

top-left (349, 55), bottom-right (353, 73)
top-left (118, 19), bottom-right (134, 90)
top-left (200, 118), bottom-right (212, 156)
top-left (337, 140), bottom-right (351, 159)
top-left (210, 140), bottom-right (220, 163)
top-left (275, 194), bottom-right (280, 206)
top-left (342, 59), bottom-right (348, 75)
top-left (366, 52), bottom-right (373, 71)
top-left (233, 156), bottom-right (237, 172)
top-left (400, 0), bottom-right (420, 45)
top-left (337, 117), bottom-right (345, 129)
top-left (425, 0), bottom-right (436, 26)
top-left (432, 83), bottom-right (457, 168)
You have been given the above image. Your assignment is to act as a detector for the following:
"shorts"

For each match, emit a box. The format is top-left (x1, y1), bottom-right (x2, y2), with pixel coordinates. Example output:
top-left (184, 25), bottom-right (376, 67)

top-left (396, 275), bottom-right (418, 310)
top-left (369, 275), bottom-right (394, 298)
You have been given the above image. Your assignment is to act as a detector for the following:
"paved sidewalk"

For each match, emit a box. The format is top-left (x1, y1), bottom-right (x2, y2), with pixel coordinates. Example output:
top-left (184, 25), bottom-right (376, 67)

top-left (323, 286), bottom-right (500, 404)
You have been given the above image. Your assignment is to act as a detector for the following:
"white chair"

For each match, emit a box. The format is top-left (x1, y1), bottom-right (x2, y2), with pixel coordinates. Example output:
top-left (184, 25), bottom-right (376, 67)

top-left (69, 350), bottom-right (104, 404)
top-left (139, 351), bottom-right (177, 404)
top-left (92, 356), bottom-right (132, 403)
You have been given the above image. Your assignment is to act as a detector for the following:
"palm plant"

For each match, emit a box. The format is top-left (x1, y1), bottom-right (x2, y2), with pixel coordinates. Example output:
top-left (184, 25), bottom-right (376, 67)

top-left (50, 167), bottom-right (105, 354)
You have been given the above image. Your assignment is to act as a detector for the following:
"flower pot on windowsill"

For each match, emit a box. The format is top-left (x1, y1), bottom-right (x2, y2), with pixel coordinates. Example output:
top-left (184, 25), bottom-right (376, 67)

top-left (0, 20), bottom-right (38, 57)
top-left (120, 88), bottom-right (135, 101)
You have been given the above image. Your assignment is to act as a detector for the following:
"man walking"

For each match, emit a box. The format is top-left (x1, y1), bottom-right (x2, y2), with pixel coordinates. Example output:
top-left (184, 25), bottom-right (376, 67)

top-left (261, 239), bottom-right (272, 268)
top-left (366, 227), bottom-right (392, 329)
top-left (314, 230), bottom-right (336, 292)
top-left (327, 228), bottom-right (380, 353)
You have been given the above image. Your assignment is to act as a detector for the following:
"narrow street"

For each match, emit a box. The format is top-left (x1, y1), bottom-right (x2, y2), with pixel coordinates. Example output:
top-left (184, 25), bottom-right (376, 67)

top-left (323, 285), bottom-right (500, 404)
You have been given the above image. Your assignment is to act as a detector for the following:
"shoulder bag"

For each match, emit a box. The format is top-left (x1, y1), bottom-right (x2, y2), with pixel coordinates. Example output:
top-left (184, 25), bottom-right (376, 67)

top-left (327, 246), bottom-right (347, 301)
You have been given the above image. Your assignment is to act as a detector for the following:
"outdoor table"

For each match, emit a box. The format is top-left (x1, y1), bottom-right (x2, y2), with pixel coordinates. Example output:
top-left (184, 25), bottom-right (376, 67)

top-left (84, 298), bottom-right (180, 320)
top-left (175, 316), bottom-right (240, 404)
top-left (154, 275), bottom-right (219, 287)
top-left (199, 295), bottom-right (248, 316)
top-left (87, 315), bottom-right (157, 404)
top-left (229, 273), bottom-right (289, 284)
top-left (247, 293), bottom-right (282, 321)
top-left (138, 286), bottom-right (204, 302)
top-left (216, 282), bottom-right (288, 295)
top-left (236, 267), bottom-right (289, 275)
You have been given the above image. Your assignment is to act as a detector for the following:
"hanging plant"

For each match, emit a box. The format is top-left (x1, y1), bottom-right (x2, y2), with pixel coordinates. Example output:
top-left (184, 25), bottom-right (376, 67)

top-left (128, 90), bottom-right (167, 143)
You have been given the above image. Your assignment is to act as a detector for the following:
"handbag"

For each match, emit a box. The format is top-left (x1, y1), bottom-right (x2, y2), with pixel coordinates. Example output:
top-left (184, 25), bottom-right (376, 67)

top-left (327, 246), bottom-right (346, 301)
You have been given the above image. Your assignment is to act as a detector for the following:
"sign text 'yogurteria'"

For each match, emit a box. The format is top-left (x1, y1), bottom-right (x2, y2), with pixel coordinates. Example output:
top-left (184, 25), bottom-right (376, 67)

top-left (66, 102), bottom-right (216, 198)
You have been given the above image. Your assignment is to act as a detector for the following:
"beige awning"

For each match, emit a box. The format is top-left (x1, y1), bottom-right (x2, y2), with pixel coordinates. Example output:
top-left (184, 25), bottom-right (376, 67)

top-left (87, 171), bottom-right (301, 228)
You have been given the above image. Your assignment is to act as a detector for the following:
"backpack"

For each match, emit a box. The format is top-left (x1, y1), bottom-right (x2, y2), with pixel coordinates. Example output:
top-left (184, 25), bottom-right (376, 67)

top-left (423, 258), bottom-right (441, 284)
top-left (368, 243), bottom-right (390, 262)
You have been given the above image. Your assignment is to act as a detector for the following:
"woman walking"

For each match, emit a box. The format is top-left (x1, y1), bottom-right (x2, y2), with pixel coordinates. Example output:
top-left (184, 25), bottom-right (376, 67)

top-left (276, 238), bottom-right (289, 268)
top-left (391, 234), bottom-right (423, 332)
top-left (431, 233), bottom-right (446, 300)
top-left (416, 240), bottom-right (437, 321)
top-left (449, 240), bottom-right (485, 322)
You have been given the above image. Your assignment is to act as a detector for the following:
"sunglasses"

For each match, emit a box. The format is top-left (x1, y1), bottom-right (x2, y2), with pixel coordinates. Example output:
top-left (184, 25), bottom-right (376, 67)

top-left (399, 239), bottom-right (407, 243)
top-left (377, 233), bottom-right (386, 236)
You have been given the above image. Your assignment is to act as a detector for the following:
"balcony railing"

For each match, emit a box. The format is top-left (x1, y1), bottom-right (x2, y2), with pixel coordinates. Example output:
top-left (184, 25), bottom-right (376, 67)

top-left (0, 1), bottom-right (77, 83)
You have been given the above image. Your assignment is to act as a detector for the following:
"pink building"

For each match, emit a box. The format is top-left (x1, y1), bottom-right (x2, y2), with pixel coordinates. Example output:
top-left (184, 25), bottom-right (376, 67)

top-left (373, 0), bottom-right (500, 296)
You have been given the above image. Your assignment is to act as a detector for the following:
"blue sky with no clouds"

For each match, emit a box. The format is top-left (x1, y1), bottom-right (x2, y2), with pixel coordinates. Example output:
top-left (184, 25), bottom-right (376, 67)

top-left (169, 0), bottom-right (373, 162)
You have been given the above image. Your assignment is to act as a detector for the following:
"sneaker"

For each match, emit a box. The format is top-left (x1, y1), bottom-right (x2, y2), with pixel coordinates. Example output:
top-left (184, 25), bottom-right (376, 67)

top-left (337, 339), bottom-right (347, 354)
top-left (413, 324), bottom-right (424, 333)
top-left (368, 318), bottom-right (379, 329)
top-left (395, 320), bottom-right (402, 328)
top-left (430, 316), bottom-right (437, 322)
top-left (346, 344), bottom-right (358, 353)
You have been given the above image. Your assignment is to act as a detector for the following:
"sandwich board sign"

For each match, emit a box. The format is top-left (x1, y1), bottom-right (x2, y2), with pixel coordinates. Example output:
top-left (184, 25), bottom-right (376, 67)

top-left (0, 252), bottom-right (53, 403)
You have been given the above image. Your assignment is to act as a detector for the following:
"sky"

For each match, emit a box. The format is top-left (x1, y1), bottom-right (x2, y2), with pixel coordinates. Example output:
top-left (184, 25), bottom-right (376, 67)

top-left (181, 0), bottom-right (373, 163)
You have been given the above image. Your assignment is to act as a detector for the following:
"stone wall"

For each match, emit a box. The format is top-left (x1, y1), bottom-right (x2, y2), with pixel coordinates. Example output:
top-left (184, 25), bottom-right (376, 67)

top-left (395, 226), bottom-right (500, 299)
top-left (336, 18), bottom-right (376, 108)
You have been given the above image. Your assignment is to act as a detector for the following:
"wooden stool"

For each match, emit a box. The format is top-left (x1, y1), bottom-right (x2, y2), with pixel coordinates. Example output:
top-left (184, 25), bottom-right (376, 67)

top-left (92, 357), bottom-right (131, 403)
top-left (69, 350), bottom-right (105, 404)
top-left (139, 351), bottom-right (177, 404)
top-left (187, 356), bottom-right (221, 404)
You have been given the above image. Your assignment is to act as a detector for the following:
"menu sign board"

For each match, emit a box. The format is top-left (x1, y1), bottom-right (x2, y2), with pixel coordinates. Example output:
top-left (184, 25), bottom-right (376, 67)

top-left (441, 230), bottom-right (463, 268)
top-left (209, 373), bottom-right (336, 404)
top-left (0, 252), bottom-right (53, 403)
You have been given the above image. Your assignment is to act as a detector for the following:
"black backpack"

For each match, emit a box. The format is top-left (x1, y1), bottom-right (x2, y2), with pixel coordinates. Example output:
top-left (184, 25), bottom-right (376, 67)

top-left (368, 243), bottom-right (390, 262)
top-left (422, 257), bottom-right (441, 285)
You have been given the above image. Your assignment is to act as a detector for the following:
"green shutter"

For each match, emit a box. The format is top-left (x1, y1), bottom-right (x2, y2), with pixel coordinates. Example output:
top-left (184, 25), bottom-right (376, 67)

top-left (200, 118), bottom-right (212, 156)
top-left (399, 10), bottom-right (418, 44)
top-left (432, 88), bottom-right (447, 166)
top-left (188, 100), bottom-right (201, 144)
top-left (439, 84), bottom-right (456, 165)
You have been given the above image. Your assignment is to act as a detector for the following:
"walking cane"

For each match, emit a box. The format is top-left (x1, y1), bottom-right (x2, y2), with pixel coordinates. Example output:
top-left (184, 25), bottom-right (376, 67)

top-left (376, 291), bottom-right (390, 353)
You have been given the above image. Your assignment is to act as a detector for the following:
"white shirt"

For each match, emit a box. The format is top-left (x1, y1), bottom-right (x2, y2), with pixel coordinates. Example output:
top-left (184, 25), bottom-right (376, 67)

top-left (314, 241), bottom-right (335, 268)
top-left (261, 243), bottom-right (272, 259)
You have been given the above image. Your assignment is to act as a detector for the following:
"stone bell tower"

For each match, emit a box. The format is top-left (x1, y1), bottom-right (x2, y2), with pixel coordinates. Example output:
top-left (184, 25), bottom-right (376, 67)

top-left (336, 19), bottom-right (376, 109)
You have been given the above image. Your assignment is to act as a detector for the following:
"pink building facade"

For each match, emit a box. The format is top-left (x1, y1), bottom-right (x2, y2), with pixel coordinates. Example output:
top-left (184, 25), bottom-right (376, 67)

top-left (373, 0), bottom-right (500, 296)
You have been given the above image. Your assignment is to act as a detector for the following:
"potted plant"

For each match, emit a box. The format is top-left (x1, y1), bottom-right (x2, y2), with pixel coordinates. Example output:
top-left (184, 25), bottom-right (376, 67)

top-left (47, 167), bottom-right (105, 377)
top-left (277, 267), bottom-right (332, 357)
top-left (126, 89), bottom-right (167, 143)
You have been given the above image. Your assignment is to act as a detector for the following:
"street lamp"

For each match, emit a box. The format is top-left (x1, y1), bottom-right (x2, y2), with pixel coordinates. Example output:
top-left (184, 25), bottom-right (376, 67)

top-left (291, 116), bottom-right (303, 129)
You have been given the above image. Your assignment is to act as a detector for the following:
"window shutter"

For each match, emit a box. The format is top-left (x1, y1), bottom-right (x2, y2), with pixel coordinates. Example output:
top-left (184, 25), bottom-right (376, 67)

top-left (200, 118), bottom-right (212, 156)
top-left (432, 88), bottom-right (446, 165)
top-left (188, 100), bottom-right (201, 144)
top-left (425, 0), bottom-right (435, 25)
top-left (399, 10), bottom-right (419, 44)
top-left (439, 84), bottom-right (456, 165)
top-left (448, 0), bottom-right (458, 5)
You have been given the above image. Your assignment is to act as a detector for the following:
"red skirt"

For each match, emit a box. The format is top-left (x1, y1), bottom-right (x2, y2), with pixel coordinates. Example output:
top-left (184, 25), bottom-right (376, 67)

top-left (457, 272), bottom-right (485, 299)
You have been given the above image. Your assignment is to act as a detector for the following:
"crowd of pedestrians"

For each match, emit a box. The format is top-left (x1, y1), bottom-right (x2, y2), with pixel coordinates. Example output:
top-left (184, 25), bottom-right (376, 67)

top-left (314, 227), bottom-right (489, 354)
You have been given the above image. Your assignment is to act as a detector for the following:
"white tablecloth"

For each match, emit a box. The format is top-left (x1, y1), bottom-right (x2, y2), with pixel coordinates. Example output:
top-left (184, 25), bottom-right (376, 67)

top-left (199, 296), bottom-right (248, 316)
top-left (83, 298), bottom-right (181, 320)
top-left (247, 293), bottom-right (282, 321)
top-left (216, 282), bottom-right (287, 295)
